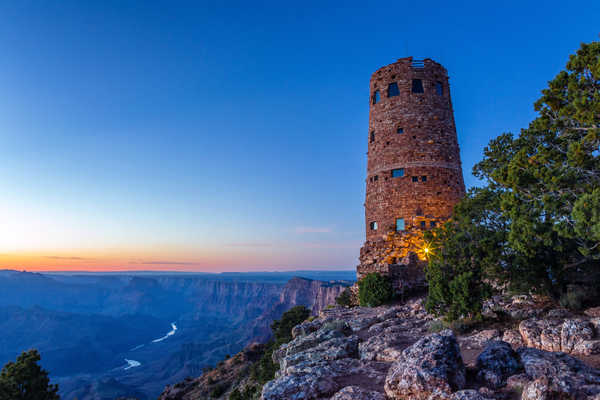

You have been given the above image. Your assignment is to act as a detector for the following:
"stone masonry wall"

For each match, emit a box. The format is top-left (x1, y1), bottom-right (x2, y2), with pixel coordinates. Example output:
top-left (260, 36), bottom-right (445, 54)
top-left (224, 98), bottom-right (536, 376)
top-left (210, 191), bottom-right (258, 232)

top-left (358, 57), bottom-right (465, 291)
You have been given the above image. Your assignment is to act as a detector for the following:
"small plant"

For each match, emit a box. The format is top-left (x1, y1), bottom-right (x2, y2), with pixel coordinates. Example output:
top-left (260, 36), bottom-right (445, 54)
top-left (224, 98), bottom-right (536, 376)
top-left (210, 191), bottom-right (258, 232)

top-left (324, 304), bottom-right (336, 310)
top-left (358, 273), bottom-right (394, 307)
top-left (210, 382), bottom-right (229, 398)
top-left (335, 288), bottom-right (353, 307)
top-left (428, 320), bottom-right (444, 333)
top-left (559, 285), bottom-right (593, 311)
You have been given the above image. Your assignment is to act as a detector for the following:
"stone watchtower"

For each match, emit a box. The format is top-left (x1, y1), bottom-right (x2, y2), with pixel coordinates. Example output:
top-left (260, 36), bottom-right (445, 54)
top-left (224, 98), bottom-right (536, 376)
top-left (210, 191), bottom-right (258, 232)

top-left (357, 57), bottom-right (465, 293)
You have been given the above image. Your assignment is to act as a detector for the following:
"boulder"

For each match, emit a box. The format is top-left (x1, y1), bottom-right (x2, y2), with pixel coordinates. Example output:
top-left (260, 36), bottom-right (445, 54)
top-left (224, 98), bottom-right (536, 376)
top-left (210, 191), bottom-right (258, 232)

top-left (330, 386), bottom-right (386, 400)
top-left (561, 319), bottom-right (594, 354)
top-left (519, 318), bottom-right (596, 354)
top-left (502, 329), bottom-right (524, 348)
top-left (517, 347), bottom-right (600, 398)
top-left (585, 307), bottom-right (600, 318)
top-left (475, 341), bottom-right (522, 388)
top-left (281, 335), bottom-right (358, 372)
top-left (384, 330), bottom-right (465, 399)
top-left (359, 333), bottom-right (408, 362)
top-left (450, 390), bottom-right (492, 400)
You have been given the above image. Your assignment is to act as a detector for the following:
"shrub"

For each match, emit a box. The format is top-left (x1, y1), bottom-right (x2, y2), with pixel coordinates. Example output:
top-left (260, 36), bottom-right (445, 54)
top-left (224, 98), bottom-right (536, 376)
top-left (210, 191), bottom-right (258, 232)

top-left (358, 273), bottom-right (394, 307)
top-left (210, 382), bottom-right (229, 398)
top-left (335, 288), bottom-right (353, 307)
top-left (250, 305), bottom-right (310, 385)
top-left (0, 350), bottom-right (59, 400)
top-left (559, 285), bottom-right (595, 311)
top-left (428, 320), bottom-right (444, 333)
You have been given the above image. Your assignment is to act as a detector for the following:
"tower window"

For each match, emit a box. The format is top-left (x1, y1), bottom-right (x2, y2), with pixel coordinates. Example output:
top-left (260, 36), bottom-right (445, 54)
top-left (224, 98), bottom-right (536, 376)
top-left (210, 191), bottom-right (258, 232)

top-left (421, 176), bottom-right (427, 182)
top-left (412, 79), bottom-right (424, 93)
top-left (436, 81), bottom-right (444, 95)
top-left (387, 82), bottom-right (400, 97)
top-left (392, 168), bottom-right (404, 178)
top-left (370, 131), bottom-right (375, 142)
top-left (370, 221), bottom-right (378, 230)
top-left (430, 221), bottom-right (437, 228)
top-left (374, 175), bottom-right (378, 181)
top-left (397, 127), bottom-right (404, 134)
top-left (372, 90), bottom-right (381, 104)
top-left (420, 221), bottom-right (426, 229)
top-left (416, 208), bottom-right (423, 216)
top-left (412, 176), bottom-right (418, 182)
top-left (396, 218), bottom-right (405, 232)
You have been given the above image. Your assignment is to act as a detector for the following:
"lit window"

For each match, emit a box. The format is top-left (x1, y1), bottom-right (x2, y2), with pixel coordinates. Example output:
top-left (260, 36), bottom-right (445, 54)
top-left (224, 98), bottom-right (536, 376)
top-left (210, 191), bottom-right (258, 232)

top-left (412, 176), bottom-right (418, 182)
top-left (372, 90), bottom-right (380, 104)
top-left (436, 81), bottom-right (443, 95)
top-left (421, 176), bottom-right (427, 182)
top-left (412, 79), bottom-right (424, 93)
top-left (370, 221), bottom-right (378, 230)
top-left (397, 127), bottom-right (404, 134)
top-left (396, 218), bottom-right (405, 231)
top-left (392, 168), bottom-right (404, 178)
top-left (430, 221), bottom-right (437, 228)
top-left (387, 82), bottom-right (399, 97)
top-left (420, 221), bottom-right (426, 229)
top-left (370, 131), bottom-right (375, 142)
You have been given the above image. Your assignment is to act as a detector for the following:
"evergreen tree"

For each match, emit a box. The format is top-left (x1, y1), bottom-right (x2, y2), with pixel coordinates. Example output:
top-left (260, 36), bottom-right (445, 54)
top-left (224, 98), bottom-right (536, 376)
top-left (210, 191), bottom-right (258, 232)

top-left (426, 40), bottom-right (600, 319)
top-left (0, 350), bottom-right (59, 400)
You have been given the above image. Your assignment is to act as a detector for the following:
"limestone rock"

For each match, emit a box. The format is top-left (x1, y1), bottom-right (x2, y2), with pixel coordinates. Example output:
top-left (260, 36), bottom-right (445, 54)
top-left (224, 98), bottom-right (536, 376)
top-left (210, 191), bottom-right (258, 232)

top-left (450, 390), bottom-right (492, 400)
top-left (330, 386), bottom-right (387, 400)
top-left (359, 332), bottom-right (409, 362)
top-left (585, 307), bottom-right (600, 318)
top-left (475, 341), bottom-right (522, 388)
top-left (561, 319), bottom-right (594, 354)
top-left (518, 347), bottom-right (600, 398)
top-left (384, 330), bottom-right (465, 399)
top-left (502, 329), bottom-right (524, 348)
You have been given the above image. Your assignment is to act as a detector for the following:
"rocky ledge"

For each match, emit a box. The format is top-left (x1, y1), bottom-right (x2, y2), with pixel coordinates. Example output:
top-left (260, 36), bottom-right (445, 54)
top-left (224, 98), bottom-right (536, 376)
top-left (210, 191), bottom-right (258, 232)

top-left (261, 297), bottom-right (600, 399)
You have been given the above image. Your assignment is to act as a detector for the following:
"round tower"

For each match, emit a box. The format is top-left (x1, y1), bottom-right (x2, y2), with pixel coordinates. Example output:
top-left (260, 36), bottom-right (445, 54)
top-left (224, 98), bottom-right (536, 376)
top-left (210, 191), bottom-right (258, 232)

top-left (358, 57), bottom-right (465, 287)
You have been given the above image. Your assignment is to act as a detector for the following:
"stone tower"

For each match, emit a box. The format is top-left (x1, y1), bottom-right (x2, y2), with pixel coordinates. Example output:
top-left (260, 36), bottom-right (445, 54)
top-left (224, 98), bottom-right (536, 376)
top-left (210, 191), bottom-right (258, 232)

top-left (357, 57), bottom-right (465, 293)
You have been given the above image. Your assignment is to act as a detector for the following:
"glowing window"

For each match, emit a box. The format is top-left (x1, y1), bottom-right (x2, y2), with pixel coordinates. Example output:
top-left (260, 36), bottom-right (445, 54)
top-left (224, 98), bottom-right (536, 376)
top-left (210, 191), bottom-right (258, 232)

top-left (396, 218), bottom-right (405, 232)
top-left (370, 221), bottom-right (378, 230)
top-left (387, 82), bottom-right (399, 97)
top-left (430, 221), bottom-right (437, 228)
top-left (392, 168), bottom-right (404, 178)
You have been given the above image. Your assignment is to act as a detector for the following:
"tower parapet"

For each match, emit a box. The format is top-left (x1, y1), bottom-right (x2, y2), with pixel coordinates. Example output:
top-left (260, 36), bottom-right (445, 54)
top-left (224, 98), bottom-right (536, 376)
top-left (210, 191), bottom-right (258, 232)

top-left (358, 57), bottom-right (465, 293)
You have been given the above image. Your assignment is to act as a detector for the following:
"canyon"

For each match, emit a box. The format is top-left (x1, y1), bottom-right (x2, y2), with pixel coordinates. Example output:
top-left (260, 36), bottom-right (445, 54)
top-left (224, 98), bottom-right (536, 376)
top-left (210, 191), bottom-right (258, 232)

top-left (0, 269), bottom-right (352, 399)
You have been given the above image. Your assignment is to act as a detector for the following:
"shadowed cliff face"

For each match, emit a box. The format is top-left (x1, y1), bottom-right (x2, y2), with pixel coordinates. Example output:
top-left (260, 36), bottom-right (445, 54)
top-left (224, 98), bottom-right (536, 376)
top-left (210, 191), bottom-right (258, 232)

top-left (0, 270), bottom-right (352, 400)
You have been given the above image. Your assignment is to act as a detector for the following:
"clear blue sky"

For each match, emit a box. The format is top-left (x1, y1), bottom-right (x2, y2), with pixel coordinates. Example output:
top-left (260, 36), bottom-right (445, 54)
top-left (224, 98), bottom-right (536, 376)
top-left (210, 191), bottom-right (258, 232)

top-left (1, 0), bottom-right (598, 271)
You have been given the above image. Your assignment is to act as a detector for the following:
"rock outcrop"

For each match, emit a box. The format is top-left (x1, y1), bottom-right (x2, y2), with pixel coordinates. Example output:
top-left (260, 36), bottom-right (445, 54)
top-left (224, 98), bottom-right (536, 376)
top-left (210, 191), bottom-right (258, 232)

top-left (384, 329), bottom-right (466, 399)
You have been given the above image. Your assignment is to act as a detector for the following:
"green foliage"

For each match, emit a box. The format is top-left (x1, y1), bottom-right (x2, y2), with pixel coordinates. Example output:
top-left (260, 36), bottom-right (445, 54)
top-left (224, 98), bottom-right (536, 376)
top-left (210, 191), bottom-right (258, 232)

top-left (428, 320), bottom-right (444, 333)
top-left (270, 305), bottom-right (310, 344)
top-left (0, 350), bottom-right (59, 400)
top-left (358, 273), bottom-right (394, 307)
top-left (250, 305), bottom-right (310, 385)
top-left (210, 382), bottom-right (229, 398)
top-left (229, 385), bottom-right (258, 400)
top-left (559, 285), bottom-right (596, 310)
top-left (335, 288), bottom-right (353, 307)
top-left (425, 40), bottom-right (600, 321)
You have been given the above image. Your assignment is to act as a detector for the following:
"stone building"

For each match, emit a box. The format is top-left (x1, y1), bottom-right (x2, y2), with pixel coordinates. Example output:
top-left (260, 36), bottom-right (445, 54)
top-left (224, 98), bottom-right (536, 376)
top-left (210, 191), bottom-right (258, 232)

top-left (357, 57), bottom-right (465, 294)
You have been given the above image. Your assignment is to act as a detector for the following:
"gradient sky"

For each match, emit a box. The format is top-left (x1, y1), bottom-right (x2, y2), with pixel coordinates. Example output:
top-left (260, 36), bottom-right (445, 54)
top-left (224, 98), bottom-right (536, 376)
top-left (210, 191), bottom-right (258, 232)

top-left (1, 1), bottom-right (598, 271)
